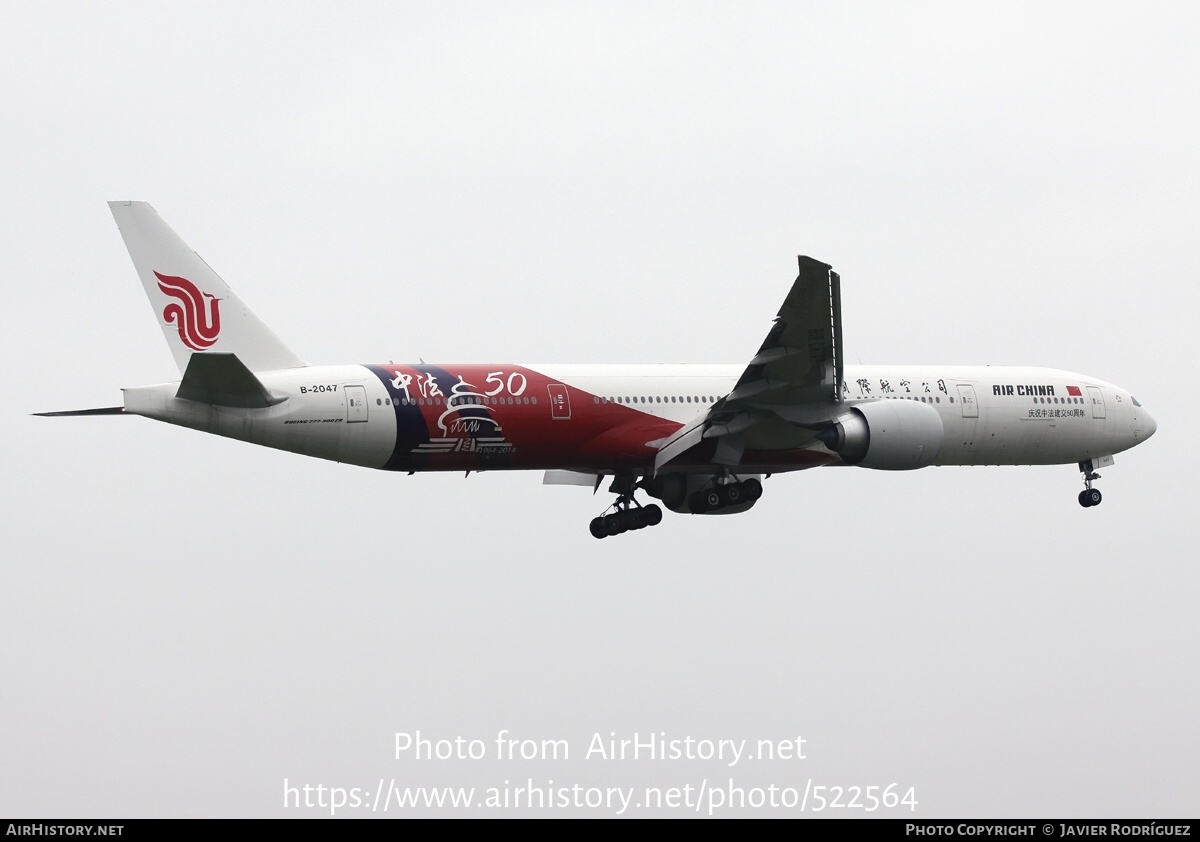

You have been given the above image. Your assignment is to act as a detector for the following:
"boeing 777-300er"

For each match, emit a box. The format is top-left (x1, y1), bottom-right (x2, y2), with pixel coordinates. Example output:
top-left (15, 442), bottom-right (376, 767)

top-left (38, 202), bottom-right (1157, 538)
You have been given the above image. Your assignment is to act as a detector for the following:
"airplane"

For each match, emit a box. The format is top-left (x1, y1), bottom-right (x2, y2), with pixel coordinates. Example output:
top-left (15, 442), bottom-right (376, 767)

top-left (37, 202), bottom-right (1157, 538)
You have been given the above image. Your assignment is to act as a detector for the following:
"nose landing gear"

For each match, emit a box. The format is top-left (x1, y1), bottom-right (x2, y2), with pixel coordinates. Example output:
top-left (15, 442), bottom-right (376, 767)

top-left (1078, 460), bottom-right (1103, 508)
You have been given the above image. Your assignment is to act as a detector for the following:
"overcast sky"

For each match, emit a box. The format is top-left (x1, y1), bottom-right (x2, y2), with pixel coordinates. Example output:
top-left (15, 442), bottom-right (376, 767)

top-left (2, 1), bottom-right (1197, 818)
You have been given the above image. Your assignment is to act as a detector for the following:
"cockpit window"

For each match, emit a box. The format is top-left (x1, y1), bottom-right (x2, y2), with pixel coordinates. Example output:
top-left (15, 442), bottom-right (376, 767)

top-left (1131, 396), bottom-right (1142, 407)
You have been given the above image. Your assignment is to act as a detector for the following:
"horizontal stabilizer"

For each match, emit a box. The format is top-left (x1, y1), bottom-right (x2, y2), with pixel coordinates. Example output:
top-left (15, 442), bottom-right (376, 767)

top-left (176, 353), bottom-right (286, 408)
top-left (33, 406), bottom-right (125, 417)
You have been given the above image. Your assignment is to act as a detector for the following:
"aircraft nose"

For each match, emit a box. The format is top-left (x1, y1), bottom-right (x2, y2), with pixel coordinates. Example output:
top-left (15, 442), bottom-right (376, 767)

top-left (1142, 408), bottom-right (1157, 440)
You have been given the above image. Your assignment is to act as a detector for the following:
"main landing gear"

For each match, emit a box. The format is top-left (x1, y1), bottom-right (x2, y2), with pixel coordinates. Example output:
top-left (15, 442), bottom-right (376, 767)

top-left (589, 473), bottom-right (663, 539)
top-left (588, 503), bottom-right (663, 538)
top-left (687, 476), bottom-right (763, 514)
top-left (1078, 460), bottom-right (1103, 508)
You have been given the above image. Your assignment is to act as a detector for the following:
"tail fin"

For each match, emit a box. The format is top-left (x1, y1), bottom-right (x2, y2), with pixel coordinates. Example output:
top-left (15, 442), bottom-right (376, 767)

top-left (108, 201), bottom-right (305, 373)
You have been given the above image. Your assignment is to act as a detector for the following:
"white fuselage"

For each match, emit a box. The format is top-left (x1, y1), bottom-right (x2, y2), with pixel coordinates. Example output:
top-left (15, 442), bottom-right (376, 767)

top-left (120, 363), bottom-right (1156, 473)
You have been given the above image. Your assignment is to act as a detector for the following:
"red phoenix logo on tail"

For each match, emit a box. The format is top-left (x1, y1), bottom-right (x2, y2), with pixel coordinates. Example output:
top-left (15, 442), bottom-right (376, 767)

top-left (155, 271), bottom-right (221, 351)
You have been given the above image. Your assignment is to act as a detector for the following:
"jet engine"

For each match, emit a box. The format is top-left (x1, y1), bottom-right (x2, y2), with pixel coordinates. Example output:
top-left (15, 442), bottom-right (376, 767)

top-left (816, 399), bottom-right (943, 470)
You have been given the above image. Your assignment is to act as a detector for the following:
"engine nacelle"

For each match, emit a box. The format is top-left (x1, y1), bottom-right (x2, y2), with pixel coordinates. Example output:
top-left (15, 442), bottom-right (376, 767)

top-left (645, 472), bottom-right (762, 514)
top-left (817, 399), bottom-right (943, 470)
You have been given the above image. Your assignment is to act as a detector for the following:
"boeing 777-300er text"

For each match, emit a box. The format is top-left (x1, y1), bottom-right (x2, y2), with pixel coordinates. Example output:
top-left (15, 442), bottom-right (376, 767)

top-left (38, 202), bottom-right (1157, 538)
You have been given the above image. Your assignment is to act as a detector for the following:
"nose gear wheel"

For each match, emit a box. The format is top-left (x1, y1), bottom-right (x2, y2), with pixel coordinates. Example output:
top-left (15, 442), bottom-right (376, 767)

top-left (1077, 460), bottom-right (1103, 508)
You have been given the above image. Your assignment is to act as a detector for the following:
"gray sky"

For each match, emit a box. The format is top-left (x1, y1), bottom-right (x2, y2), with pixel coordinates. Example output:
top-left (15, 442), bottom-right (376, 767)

top-left (2, 1), bottom-right (1196, 818)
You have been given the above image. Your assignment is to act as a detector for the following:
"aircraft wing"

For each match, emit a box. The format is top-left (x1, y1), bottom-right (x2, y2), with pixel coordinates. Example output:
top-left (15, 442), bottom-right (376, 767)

top-left (656, 256), bottom-right (843, 471)
top-left (727, 255), bottom-right (843, 408)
